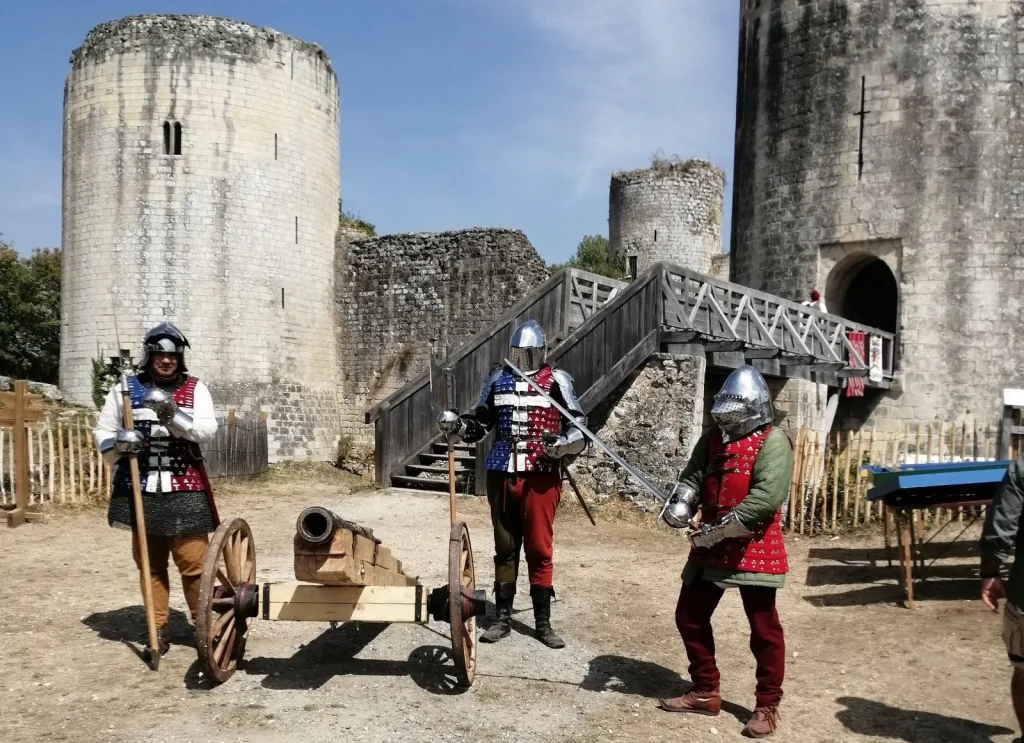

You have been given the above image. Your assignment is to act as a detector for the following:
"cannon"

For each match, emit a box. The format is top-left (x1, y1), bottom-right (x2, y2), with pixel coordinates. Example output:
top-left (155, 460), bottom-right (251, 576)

top-left (193, 506), bottom-right (486, 687)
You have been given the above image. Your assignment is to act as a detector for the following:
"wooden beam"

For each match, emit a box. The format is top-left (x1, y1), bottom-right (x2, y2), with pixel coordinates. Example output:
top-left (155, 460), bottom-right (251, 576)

top-left (779, 355), bottom-right (817, 366)
top-left (704, 340), bottom-right (745, 352)
top-left (659, 330), bottom-right (700, 344)
top-left (709, 351), bottom-right (746, 369)
top-left (264, 583), bottom-right (429, 623)
top-left (664, 343), bottom-right (706, 357)
top-left (744, 347), bottom-right (782, 360)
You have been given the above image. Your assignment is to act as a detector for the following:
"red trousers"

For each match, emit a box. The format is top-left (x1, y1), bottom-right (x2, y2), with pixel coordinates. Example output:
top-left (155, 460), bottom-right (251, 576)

top-left (675, 576), bottom-right (785, 708)
top-left (486, 471), bottom-right (561, 587)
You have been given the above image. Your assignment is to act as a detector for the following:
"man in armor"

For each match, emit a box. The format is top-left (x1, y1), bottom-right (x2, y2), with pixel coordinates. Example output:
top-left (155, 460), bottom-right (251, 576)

top-left (93, 321), bottom-right (219, 657)
top-left (657, 365), bottom-right (793, 738)
top-left (436, 319), bottom-right (586, 649)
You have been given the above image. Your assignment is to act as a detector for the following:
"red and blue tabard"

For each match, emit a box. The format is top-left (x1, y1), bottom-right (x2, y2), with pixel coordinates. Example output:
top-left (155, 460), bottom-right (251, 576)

top-left (687, 426), bottom-right (788, 575)
top-left (484, 365), bottom-right (563, 474)
top-left (114, 375), bottom-right (207, 495)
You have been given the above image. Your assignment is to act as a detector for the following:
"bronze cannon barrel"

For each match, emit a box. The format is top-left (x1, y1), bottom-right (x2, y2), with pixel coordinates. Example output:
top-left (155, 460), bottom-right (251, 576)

top-left (295, 506), bottom-right (379, 546)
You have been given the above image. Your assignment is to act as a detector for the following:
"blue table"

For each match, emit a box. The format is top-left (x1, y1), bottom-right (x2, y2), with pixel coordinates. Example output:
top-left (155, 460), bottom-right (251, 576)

top-left (861, 459), bottom-right (1010, 608)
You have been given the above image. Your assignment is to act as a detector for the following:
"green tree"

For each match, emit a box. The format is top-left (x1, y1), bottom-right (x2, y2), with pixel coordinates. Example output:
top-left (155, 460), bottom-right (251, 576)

top-left (0, 238), bottom-right (61, 383)
top-left (549, 234), bottom-right (627, 280)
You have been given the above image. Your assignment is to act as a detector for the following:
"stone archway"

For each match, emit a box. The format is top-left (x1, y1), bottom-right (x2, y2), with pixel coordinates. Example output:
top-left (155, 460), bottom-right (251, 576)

top-left (825, 253), bottom-right (899, 333)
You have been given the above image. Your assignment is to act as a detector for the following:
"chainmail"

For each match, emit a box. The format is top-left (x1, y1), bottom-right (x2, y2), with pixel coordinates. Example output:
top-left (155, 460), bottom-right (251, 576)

top-left (108, 490), bottom-right (215, 535)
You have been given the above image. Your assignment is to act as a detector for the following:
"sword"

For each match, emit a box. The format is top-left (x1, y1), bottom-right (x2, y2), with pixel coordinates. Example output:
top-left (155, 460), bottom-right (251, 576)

top-left (502, 357), bottom-right (671, 505)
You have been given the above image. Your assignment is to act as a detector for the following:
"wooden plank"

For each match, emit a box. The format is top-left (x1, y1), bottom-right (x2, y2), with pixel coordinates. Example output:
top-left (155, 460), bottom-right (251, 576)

top-left (578, 330), bottom-right (659, 413)
top-left (709, 351), bottom-right (746, 369)
top-left (265, 583), bottom-right (427, 623)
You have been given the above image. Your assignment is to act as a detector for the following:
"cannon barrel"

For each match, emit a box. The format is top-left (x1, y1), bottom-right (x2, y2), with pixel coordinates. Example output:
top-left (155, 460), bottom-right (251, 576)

top-left (295, 506), bottom-right (379, 546)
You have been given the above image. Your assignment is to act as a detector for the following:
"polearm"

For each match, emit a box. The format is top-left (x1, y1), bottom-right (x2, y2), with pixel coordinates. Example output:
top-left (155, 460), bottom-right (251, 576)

top-left (117, 348), bottom-right (161, 670)
top-left (442, 360), bottom-right (457, 526)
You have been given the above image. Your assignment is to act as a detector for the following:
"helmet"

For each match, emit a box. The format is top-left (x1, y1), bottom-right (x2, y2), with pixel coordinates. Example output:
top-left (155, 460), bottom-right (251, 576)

top-left (710, 365), bottom-right (773, 442)
top-left (140, 321), bottom-right (190, 372)
top-left (509, 319), bottom-right (546, 374)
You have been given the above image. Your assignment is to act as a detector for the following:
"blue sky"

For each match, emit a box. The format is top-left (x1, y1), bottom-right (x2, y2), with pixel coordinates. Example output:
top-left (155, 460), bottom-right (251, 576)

top-left (0, 1), bottom-right (740, 264)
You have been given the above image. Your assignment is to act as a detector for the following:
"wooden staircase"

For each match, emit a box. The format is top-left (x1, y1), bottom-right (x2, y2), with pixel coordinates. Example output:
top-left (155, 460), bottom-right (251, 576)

top-left (391, 440), bottom-right (478, 492)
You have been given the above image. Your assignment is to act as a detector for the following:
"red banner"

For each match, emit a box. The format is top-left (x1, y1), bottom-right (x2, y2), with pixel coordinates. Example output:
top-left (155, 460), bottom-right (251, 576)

top-left (846, 331), bottom-right (865, 397)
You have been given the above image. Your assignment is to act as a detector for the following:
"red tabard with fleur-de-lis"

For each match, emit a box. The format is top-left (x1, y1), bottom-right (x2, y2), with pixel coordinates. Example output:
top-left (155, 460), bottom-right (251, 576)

top-left (686, 426), bottom-right (789, 575)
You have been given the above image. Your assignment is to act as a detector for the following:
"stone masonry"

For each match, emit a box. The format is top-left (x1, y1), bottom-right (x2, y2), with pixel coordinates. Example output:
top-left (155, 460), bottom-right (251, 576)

top-left (731, 0), bottom-right (1024, 434)
top-left (60, 15), bottom-right (341, 462)
top-left (609, 159), bottom-right (725, 277)
top-left (335, 227), bottom-right (550, 451)
top-left (568, 354), bottom-right (707, 512)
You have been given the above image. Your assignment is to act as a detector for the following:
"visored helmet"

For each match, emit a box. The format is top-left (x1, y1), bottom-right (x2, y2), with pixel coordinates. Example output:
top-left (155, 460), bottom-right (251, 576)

top-left (710, 364), bottom-right (773, 442)
top-left (140, 321), bottom-right (190, 372)
top-left (509, 319), bottom-right (546, 374)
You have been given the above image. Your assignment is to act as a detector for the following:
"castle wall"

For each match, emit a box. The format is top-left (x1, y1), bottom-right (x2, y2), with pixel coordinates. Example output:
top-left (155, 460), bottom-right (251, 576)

top-left (609, 159), bottom-right (725, 276)
top-left (731, 0), bottom-right (1024, 434)
top-left (60, 15), bottom-right (341, 462)
top-left (335, 228), bottom-right (550, 450)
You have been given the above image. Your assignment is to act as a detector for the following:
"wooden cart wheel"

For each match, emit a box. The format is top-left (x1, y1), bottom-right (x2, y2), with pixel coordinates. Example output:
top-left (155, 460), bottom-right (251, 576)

top-left (448, 521), bottom-right (477, 688)
top-left (195, 517), bottom-right (256, 684)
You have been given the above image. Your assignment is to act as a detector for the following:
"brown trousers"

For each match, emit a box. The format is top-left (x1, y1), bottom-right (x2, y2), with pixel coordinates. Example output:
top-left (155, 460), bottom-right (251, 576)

top-left (131, 533), bottom-right (209, 628)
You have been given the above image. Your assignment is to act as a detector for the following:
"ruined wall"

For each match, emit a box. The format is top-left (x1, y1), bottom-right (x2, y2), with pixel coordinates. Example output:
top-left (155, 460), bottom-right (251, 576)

top-left (731, 0), bottom-right (1024, 433)
top-left (568, 354), bottom-right (706, 510)
top-left (336, 228), bottom-right (550, 448)
top-left (60, 15), bottom-right (341, 461)
top-left (609, 159), bottom-right (725, 276)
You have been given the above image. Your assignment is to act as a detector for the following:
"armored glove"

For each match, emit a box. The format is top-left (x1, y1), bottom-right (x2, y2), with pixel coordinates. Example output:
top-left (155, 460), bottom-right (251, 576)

top-left (688, 510), bottom-right (753, 550)
top-left (142, 387), bottom-right (194, 435)
top-left (113, 428), bottom-right (145, 455)
top-left (542, 434), bottom-right (570, 459)
top-left (436, 410), bottom-right (465, 440)
top-left (659, 484), bottom-right (700, 530)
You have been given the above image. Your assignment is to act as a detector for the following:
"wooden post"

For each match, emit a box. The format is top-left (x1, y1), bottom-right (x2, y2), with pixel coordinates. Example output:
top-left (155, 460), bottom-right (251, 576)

top-left (76, 416), bottom-right (85, 498)
top-left (68, 420), bottom-right (77, 502)
top-left (788, 425), bottom-right (808, 529)
top-left (861, 429), bottom-right (875, 524)
top-left (803, 433), bottom-right (820, 535)
top-left (226, 407), bottom-right (236, 453)
top-left (0, 428), bottom-right (6, 503)
top-left (842, 430), bottom-right (853, 529)
top-left (57, 420), bottom-right (66, 503)
top-left (0, 381), bottom-right (46, 527)
top-left (830, 431), bottom-right (840, 532)
top-left (27, 427), bottom-right (36, 504)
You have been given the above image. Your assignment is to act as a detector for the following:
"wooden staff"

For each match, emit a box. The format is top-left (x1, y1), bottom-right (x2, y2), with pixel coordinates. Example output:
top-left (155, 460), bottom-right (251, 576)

top-left (830, 431), bottom-right (840, 532)
top-left (117, 372), bottom-right (160, 670)
top-left (47, 421), bottom-right (55, 502)
top-left (788, 425), bottom-right (807, 528)
top-left (57, 420), bottom-right (66, 503)
top-left (803, 433), bottom-right (820, 535)
top-left (0, 428), bottom-right (6, 503)
top-left (841, 430), bottom-right (852, 528)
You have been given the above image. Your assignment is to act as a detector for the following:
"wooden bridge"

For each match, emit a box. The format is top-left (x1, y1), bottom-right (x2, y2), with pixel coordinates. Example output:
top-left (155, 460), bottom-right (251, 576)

top-left (365, 262), bottom-right (896, 493)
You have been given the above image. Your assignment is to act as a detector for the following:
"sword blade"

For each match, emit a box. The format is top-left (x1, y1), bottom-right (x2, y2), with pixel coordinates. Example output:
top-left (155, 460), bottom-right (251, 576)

top-left (502, 357), bottom-right (669, 504)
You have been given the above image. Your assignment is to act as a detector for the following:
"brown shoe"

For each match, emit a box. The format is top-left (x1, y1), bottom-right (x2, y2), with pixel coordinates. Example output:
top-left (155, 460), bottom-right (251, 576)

top-left (657, 689), bottom-right (721, 716)
top-left (743, 705), bottom-right (780, 737)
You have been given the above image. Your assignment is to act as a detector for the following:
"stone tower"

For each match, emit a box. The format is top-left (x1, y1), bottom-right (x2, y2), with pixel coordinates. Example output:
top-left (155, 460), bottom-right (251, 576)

top-left (731, 0), bottom-right (1024, 432)
top-left (60, 15), bottom-right (341, 461)
top-left (608, 158), bottom-right (725, 279)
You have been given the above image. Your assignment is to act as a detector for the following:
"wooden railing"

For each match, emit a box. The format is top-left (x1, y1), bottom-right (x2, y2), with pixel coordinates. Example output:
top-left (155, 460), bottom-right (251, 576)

top-left (661, 266), bottom-right (896, 381)
top-left (364, 268), bottom-right (628, 484)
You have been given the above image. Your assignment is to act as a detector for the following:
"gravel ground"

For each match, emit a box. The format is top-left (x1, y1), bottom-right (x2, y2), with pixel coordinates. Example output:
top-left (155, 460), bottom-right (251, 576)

top-left (0, 464), bottom-right (1017, 743)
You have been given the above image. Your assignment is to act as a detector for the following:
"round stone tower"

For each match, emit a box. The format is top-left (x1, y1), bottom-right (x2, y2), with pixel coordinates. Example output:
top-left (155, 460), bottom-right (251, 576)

top-left (61, 15), bottom-right (341, 461)
top-left (608, 158), bottom-right (725, 278)
top-left (731, 0), bottom-right (1024, 432)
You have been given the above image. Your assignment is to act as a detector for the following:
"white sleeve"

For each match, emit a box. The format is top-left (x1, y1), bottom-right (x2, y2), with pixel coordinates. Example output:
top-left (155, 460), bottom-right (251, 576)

top-left (93, 386), bottom-right (124, 465)
top-left (178, 380), bottom-right (218, 444)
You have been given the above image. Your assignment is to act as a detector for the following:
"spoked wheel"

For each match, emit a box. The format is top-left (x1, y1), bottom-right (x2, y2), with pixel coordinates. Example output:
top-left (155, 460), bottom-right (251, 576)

top-left (195, 517), bottom-right (256, 684)
top-left (448, 521), bottom-right (477, 688)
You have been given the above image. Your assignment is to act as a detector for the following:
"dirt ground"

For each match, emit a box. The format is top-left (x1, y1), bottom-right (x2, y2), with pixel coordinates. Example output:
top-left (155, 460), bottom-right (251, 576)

top-left (0, 464), bottom-right (1018, 743)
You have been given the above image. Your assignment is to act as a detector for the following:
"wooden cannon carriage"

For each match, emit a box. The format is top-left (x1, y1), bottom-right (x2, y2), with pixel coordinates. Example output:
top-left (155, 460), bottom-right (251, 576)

top-left (193, 506), bottom-right (486, 687)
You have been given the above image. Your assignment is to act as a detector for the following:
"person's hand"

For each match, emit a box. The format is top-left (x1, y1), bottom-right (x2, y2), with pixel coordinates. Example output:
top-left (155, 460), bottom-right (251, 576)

top-left (982, 576), bottom-right (1006, 612)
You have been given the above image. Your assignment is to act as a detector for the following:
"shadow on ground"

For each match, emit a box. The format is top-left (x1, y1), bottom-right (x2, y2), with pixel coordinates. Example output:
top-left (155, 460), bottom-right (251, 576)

top-left (581, 654), bottom-right (751, 723)
top-left (835, 696), bottom-right (1014, 742)
top-left (234, 623), bottom-right (468, 695)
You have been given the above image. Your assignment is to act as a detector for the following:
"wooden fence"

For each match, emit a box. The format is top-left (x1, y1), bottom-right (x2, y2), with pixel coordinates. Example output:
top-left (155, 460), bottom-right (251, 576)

top-left (786, 420), bottom-right (1000, 535)
top-left (0, 408), bottom-right (268, 505)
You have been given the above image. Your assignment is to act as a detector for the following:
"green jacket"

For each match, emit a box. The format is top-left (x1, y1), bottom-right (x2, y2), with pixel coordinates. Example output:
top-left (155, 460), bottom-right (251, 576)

top-left (678, 426), bottom-right (794, 589)
top-left (980, 454), bottom-right (1024, 609)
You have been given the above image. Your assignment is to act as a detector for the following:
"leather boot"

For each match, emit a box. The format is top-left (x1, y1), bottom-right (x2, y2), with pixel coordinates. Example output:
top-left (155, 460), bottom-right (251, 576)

top-left (150, 625), bottom-right (170, 656)
top-left (530, 585), bottom-right (565, 649)
top-left (480, 582), bottom-right (514, 643)
top-left (743, 705), bottom-right (780, 737)
top-left (657, 689), bottom-right (721, 716)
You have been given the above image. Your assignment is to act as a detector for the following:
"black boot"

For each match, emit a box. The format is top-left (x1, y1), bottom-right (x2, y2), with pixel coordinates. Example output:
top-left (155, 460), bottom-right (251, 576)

top-left (530, 585), bottom-right (565, 649)
top-left (480, 582), bottom-right (514, 643)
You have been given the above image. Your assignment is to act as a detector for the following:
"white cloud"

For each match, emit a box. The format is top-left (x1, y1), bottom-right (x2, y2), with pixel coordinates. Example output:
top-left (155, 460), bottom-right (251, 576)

top-left (481, 0), bottom-right (739, 200)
